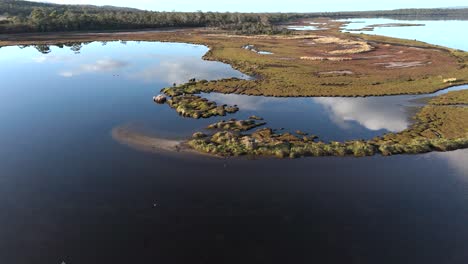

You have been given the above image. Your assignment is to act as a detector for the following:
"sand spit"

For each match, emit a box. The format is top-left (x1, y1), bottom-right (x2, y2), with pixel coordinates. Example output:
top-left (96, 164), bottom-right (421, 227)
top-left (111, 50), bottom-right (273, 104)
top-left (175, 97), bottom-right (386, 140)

top-left (112, 124), bottom-right (187, 154)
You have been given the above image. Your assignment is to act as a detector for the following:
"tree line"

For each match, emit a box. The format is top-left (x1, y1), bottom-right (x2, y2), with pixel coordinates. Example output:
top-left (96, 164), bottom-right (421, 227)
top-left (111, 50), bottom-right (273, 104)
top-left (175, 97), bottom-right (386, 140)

top-left (0, 0), bottom-right (301, 34)
top-left (1, 0), bottom-right (467, 34)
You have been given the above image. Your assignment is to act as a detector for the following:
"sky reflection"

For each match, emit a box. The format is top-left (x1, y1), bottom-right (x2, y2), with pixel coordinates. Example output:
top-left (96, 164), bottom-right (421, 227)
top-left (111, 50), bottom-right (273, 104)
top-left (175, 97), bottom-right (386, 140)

top-left (7, 40), bottom-right (466, 142)
top-left (205, 93), bottom-right (420, 134)
top-left (59, 58), bottom-right (129, 77)
top-left (426, 150), bottom-right (468, 180)
top-left (28, 42), bottom-right (248, 83)
top-left (130, 57), bottom-right (248, 84)
top-left (313, 97), bottom-right (412, 132)
top-left (340, 19), bottom-right (468, 51)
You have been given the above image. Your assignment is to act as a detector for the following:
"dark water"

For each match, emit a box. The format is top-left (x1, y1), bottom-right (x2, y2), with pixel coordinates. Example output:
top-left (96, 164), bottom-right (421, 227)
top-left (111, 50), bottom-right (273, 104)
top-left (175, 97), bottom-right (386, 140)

top-left (0, 41), bottom-right (468, 264)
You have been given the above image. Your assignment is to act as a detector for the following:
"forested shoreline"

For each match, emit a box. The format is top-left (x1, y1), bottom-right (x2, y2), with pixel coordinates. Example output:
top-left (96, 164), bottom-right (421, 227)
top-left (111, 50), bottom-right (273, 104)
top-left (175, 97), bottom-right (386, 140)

top-left (0, 0), bottom-right (467, 34)
top-left (0, 0), bottom-right (302, 34)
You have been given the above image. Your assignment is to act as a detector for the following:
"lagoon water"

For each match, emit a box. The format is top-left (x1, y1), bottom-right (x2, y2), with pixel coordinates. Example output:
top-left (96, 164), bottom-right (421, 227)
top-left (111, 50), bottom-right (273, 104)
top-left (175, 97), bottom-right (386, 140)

top-left (0, 23), bottom-right (468, 264)
top-left (339, 18), bottom-right (468, 51)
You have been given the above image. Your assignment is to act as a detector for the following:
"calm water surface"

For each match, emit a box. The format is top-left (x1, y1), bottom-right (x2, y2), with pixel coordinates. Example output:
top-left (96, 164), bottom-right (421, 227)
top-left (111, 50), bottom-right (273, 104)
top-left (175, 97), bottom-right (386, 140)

top-left (0, 28), bottom-right (467, 264)
top-left (339, 18), bottom-right (468, 51)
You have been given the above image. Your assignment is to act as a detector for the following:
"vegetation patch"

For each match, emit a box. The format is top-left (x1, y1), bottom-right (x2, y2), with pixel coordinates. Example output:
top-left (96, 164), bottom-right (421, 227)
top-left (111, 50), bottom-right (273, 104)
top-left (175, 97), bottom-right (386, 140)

top-left (207, 119), bottom-right (266, 132)
top-left (166, 94), bottom-right (238, 119)
top-left (429, 89), bottom-right (468, 105)
top-left (161, 80), bottom-right (241, 119)
top-left (249, 115), bottom-right (264, 120)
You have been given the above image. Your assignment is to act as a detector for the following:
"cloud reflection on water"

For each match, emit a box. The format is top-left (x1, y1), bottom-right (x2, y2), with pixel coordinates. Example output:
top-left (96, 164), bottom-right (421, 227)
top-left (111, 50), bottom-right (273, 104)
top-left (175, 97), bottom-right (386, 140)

top-left (313, 97), bottom-right (411, 132)
top-left (33, 55), bottom-right (72, 64)
top-left (59, 59), bottom-right (129, 77)
top-left (434, 150), bottom-right (468, 179)
top-left (130, 57), bottom-right (248, 84)
top-left (205, 93), bottom-right (415, 133)
top-left (31, 42), bottom-right (418, 135)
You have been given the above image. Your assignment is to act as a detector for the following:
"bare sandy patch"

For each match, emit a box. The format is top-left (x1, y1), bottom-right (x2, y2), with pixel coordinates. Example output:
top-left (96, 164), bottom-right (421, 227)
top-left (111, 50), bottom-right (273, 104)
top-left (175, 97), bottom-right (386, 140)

top-left (112, 124), bottom-right (187, 154)
top-left (313, 36), bottom-right (374, 54)
top-left (376, 61), bottom-right (432, 69)
top-left (319, 70), bottom-right (354, 75)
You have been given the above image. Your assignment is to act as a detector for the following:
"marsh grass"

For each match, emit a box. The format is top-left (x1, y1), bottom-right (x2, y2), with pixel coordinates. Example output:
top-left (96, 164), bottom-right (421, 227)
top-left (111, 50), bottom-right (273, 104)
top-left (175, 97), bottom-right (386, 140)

top-left (166, 94), bottom-right (238, 119)
top-left (207, 119), bottom-right (266, 131)
top-left (429, 90), bottom-right (468, 105)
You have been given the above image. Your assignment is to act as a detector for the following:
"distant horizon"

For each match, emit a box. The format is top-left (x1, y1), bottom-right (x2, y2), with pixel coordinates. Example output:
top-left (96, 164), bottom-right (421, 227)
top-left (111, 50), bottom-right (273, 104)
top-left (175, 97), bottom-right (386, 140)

top-left (28, 0), bottom-right (468, 13)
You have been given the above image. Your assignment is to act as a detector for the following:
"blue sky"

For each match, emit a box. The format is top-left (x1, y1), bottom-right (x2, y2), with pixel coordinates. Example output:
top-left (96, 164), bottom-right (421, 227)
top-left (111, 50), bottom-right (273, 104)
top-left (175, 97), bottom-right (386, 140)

top-left (33, 0), bottom-right (467, 12)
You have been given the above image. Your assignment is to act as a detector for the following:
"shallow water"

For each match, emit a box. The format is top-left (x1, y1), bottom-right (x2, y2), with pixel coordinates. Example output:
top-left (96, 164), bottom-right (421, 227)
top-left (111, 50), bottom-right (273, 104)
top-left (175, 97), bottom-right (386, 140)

top-left (243, 44), bottom-right (274, 55)
top-left (204, 84), bottom-right (467, 141)
top-left (288, 22), bottom-right (328, 31)
top-left (339, 18), bottom-right (468, 51)
top-left (0, 33), bottom-right (468, 263)
top-left (0, 40), bottom-right (440, 143)
top-left (288, 25), bottom-right (320, 30)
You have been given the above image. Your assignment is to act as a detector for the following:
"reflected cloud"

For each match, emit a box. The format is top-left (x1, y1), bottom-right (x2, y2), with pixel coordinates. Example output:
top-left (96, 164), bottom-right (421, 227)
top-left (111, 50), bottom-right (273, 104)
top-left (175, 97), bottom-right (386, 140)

top-left (204, 93), bottom-right (277, 111)
top-left (430, 150), bottom-right (468, 179)
top-left (313, 97), bottom-right (411, 132)
top-left (130, 58), bottom-right (247, 84)
top-left (59, 58), bottom-right (129, 77)
top-left (33, 55), bottom-right (71, 63)
top-left (205, 94), bottom-right (414, 133)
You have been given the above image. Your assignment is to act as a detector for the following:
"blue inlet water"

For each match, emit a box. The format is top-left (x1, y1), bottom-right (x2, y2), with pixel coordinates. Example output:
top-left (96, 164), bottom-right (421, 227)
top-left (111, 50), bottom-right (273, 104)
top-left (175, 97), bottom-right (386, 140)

top-left (339, 18), bottom-right (468, 51)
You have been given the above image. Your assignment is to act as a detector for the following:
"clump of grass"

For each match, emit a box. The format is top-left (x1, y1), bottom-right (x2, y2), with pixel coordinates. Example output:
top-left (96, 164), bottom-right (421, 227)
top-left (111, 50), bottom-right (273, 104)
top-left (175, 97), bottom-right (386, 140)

top-left (207, 119), bottom-right (266, 131)
top-left (249, 115), bottom-right (264, 120)
top-left (161, 81), bottom-right (206, 96)
top-left (429, 90), bottom-right (468, 105)
top-left (346, 140), bottom-right (376, 157)
top-left (166, 94), bottom-right (238, 119)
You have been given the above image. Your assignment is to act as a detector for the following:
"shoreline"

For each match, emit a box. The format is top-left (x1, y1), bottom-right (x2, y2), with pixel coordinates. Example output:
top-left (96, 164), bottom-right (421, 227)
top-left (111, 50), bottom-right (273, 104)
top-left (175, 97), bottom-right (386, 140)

top-left (3, 20), bottom-right (467, 159)
top-left (112, 86), bottom-right (468, 159)
top-left (2, 19), bottom-right (467, 97)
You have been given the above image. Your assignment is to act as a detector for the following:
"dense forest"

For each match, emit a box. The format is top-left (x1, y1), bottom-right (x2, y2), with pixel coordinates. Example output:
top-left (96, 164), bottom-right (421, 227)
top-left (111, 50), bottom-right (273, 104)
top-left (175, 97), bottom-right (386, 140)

top-left (0, 0), bottom-right (300, 34)
top-left (0, 0), bottom-right (467, 34)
